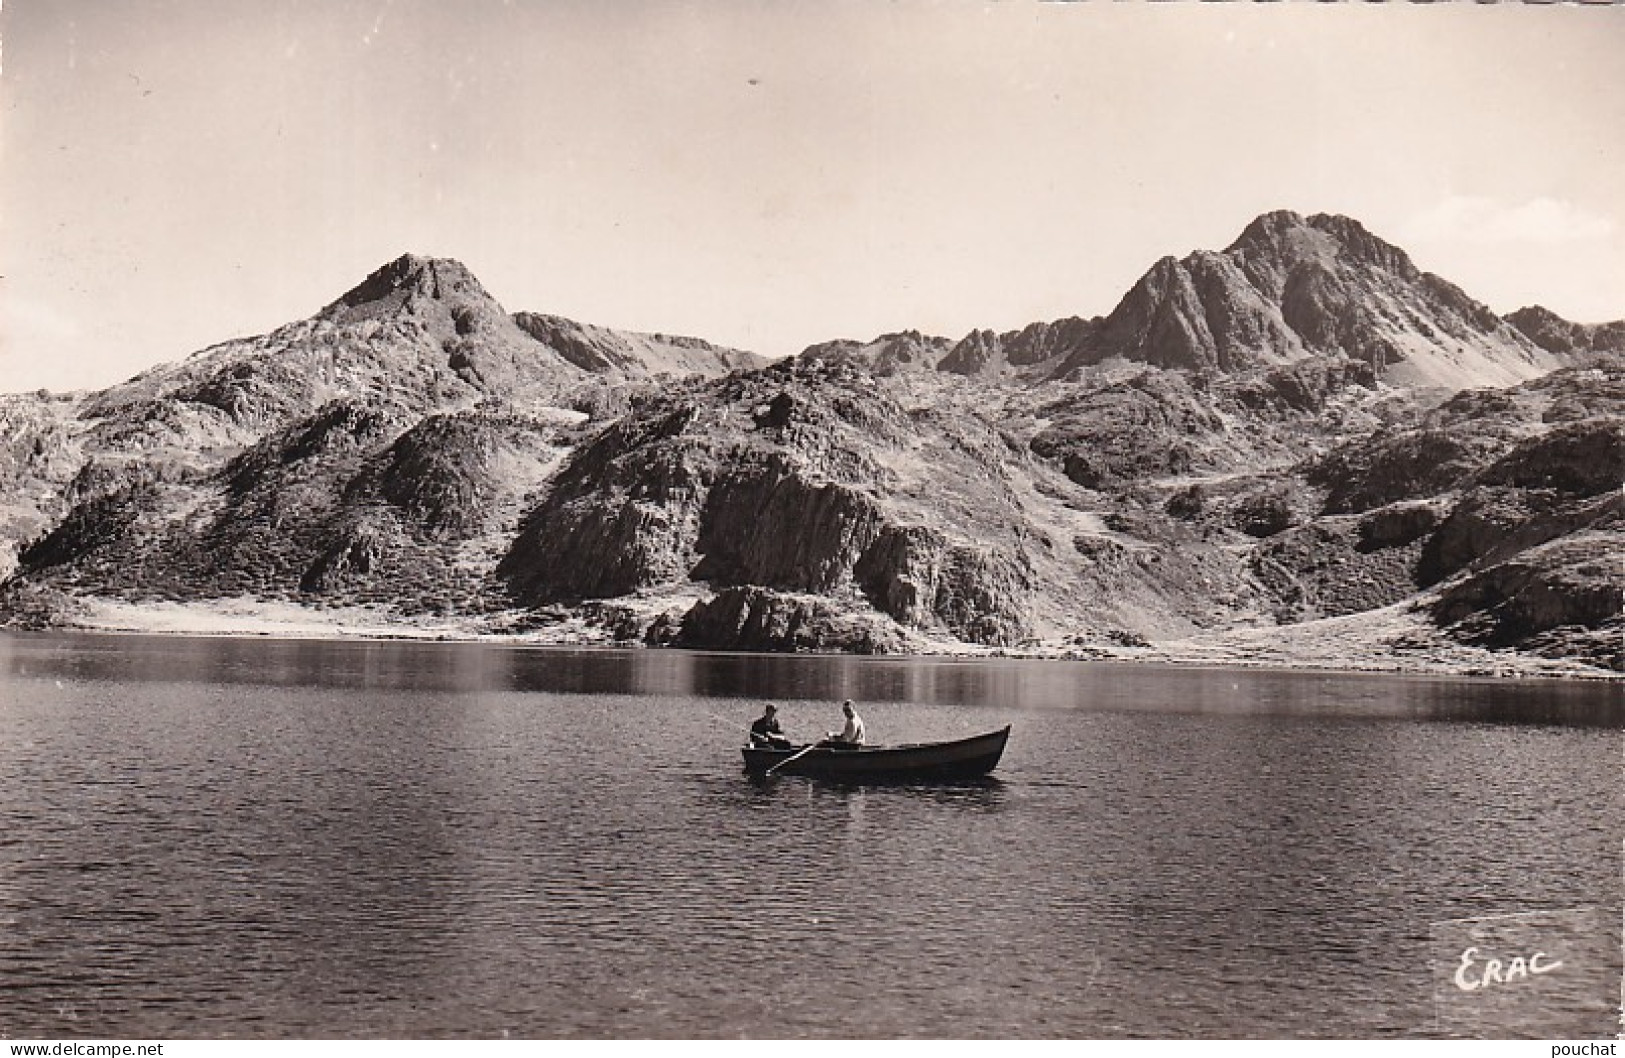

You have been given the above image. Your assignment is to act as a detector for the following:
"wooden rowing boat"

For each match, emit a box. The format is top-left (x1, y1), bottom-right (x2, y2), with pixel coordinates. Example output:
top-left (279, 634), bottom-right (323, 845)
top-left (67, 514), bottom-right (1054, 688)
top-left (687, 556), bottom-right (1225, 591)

top-left (741, 725), bottom-right (1011, 781)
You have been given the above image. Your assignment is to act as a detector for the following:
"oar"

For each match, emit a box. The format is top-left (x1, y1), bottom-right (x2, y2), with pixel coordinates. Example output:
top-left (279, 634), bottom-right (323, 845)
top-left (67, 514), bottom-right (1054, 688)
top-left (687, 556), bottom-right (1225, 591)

top-left (708, 712), bottom-right (756, 739)
top-left (765, 743), bottom-right (820, 777)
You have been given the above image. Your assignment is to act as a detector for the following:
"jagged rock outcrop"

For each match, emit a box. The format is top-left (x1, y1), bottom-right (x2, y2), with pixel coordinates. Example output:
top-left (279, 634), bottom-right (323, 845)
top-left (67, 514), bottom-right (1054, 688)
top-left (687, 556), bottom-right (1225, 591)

top-left (1357, 501), bottom-right (1443, 552)
top-left (497, 362), bottom-right (1039, 647)
top-left (1230, 486), bottom-right (1299, 539)
top-left (1028, 371), bottom-right (1230, 489)
top-left (694, 457), bottom-right (886, 592)
top-left (1416, 487), bottom-right (1618, 588)
top-left (1225, 355), bottom-right (1380, 416)
top-left (1433, 532), bottom-right (1622, 655)
top-left (937, 318), bottom-right (1099, 376)
top-left (351, 410), bottom-right (564, 540)
top-left (854, 526), bottom-right (1033, 644)
top-left (798, 330), bottom-right (956, 376)
top-left (300, 521), bottom-right (387, 594)
top-left (1134, 347), bottom-right (1624, 661)
top-left (1248, 516), bottom-right (1429, 622)
top-left (498, 402), bottom-right (715, 601)
top-left (1307, 425), bottom-right (1516, 516)
top-left (675, 587), bottom-right (910, 654)
top-left (1473, 419), bottom-right (1622, 496)
top-left (1259, 354), bottom-right (1624, 658)
top-left (1165, 477), bottom-right (1312, 539)
top-left (1304, 358), bottom-right (1622, 517)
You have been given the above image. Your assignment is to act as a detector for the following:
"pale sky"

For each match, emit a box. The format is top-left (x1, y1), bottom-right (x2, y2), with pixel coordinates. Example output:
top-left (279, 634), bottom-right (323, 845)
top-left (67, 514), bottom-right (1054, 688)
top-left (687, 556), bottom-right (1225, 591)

top-left (3, 1), bottom-right (1623, 394)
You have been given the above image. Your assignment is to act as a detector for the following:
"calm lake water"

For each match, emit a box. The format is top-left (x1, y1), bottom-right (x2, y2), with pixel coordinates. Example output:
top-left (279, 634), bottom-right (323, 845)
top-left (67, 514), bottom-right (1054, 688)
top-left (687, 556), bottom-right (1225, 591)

top-left (0, 632), bottom-right (1619, 1039)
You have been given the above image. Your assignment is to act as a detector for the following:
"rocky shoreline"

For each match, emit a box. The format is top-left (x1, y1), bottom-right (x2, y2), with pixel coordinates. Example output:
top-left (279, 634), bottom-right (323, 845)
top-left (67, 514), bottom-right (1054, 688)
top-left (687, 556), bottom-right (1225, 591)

top-left (18, 594), bottom-right (1613, 682)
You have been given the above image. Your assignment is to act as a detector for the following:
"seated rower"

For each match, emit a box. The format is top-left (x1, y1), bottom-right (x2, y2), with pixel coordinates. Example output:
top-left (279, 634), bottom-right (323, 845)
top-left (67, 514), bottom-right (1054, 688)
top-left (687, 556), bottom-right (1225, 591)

top-left (821, 699), bottom-right (866, 748)
top-left (750, 703), bottom-right (793, 749)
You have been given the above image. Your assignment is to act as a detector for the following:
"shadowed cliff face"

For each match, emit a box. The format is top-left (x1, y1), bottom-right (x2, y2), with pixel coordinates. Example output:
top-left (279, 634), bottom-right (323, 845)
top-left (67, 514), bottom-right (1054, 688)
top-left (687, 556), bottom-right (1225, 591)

top-left (1, 216), bottom-right (1621, 671)
top-left (1432, 532), bottom-right (1620, 649)
top-left (496, 362), bottom-right (1040, 647)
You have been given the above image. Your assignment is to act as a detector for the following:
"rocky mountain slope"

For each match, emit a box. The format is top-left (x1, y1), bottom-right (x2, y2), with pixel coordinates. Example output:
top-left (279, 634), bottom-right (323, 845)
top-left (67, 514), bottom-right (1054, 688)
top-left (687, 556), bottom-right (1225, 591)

top-left (826, 211), bottom-right (1563, 392)
top-left (0, 255), bottom-right (760, 578)
top-left (1, 214), bottom-right (1618, 674)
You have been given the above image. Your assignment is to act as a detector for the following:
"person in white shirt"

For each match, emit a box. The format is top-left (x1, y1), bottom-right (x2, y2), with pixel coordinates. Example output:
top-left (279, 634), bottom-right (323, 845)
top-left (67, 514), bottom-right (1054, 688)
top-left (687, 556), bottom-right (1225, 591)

top-left (825, 699), bottom-right (866, 746)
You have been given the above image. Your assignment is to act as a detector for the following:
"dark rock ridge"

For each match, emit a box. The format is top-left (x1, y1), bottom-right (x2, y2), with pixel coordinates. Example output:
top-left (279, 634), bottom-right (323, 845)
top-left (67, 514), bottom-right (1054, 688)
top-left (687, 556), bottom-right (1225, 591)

top-left (513, 312), bottom-right (767, 379)
top-left (1506, 305), bottom-right (1625, 358)
top-left (2, 214), bottom-right (1622, 672)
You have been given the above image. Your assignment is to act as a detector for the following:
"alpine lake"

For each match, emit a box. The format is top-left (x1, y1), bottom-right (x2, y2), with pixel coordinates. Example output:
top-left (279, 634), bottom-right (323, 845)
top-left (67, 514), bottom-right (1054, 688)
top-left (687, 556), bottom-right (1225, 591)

top-left (0, 632), bottom-right (1618, 1039)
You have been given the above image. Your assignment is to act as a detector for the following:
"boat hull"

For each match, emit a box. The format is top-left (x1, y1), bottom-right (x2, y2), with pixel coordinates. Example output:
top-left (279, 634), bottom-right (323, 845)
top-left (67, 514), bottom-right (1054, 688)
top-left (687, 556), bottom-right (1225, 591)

top-left (741, 725), bottom-right (1011, 781)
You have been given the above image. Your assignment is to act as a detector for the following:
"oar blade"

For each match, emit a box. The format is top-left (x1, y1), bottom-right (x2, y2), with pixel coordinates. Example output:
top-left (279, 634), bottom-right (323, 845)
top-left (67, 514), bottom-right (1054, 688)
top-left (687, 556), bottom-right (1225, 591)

top-left (765, 743), bottom-right (818, 777)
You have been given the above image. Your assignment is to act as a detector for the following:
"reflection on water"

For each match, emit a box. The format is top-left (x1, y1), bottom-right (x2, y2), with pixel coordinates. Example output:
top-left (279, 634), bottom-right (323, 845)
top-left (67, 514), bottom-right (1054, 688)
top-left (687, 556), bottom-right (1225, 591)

top-left (745, 773), bottom-right (1009, 808)
top-left (4, 632), bottom-right (1619, 726)
top-left (0, 631), bottom-right (1618, 1039)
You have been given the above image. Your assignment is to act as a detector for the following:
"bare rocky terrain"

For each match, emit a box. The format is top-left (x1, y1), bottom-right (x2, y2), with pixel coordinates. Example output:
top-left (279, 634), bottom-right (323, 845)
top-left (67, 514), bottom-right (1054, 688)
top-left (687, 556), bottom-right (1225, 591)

top-left (2, 211), bottom-right (1619, 675)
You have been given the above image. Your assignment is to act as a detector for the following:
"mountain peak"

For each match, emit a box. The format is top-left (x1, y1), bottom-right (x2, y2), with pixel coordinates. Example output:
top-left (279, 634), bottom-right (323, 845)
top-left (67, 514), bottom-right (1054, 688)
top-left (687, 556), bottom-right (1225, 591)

top-left (1506, 304), bottom-right (1625, 357)
top-left (1507, 304), bottom-right (1564, 328)
top-left (1226, 210), bottom-right (1417, 278)
top-left (1229, 209), bottom-right (1310, 246)
top-left (1305, 213), bottom-right (1417, 276)
top-left (321, 254), bottom-right (498, 323)
top-left (1033, 208), bottom-right (1557, 387)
